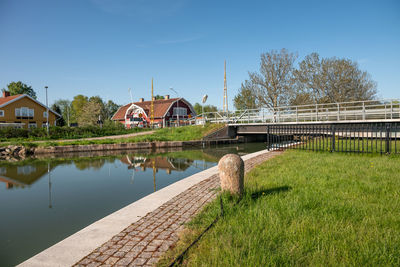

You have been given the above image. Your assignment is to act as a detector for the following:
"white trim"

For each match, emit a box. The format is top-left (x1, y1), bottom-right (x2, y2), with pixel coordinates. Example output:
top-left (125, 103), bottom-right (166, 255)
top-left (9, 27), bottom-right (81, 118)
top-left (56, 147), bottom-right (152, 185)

top-left (124, 103), bottom-right (147, 126)
top-left (0, 94), bottom-right (61, 117)
top-left (28, 122), bottom-right (37, 129)
top-left (162, 98), bottom-right (196, 118)
top-left (0, 110), bottom-right (4, 117)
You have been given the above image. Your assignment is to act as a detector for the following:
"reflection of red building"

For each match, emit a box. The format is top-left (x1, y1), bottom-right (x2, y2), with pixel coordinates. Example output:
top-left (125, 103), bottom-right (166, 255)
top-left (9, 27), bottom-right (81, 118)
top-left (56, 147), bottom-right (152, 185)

top-left (111, 95), bottom-right (196, 128)
top-left (120, 155), bottom-right (191, 174)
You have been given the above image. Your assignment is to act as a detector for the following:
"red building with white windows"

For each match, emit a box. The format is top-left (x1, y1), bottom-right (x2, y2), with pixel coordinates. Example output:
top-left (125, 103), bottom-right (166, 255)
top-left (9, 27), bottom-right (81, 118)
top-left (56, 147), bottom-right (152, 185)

top-left (111, 95), bottom-right (196, 128)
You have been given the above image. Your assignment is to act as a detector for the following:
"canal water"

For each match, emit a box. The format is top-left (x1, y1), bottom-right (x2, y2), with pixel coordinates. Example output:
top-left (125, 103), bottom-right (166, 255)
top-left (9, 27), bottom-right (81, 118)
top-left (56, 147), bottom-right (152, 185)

top-left (0, 143), bottom-right (266, 266)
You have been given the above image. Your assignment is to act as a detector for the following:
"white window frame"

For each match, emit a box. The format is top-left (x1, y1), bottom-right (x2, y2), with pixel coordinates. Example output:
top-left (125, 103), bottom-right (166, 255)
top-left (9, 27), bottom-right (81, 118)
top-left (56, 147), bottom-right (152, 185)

top-left (0, 110), bottom-right (4, 117)
top-left (173, 107), bottom-right (187, 116)
top-left (21, 107), bottom-right (28, 117)
top-left (42, 123), bottom-right (47, 128)
top-left (15, 108), bottom-right (21, 117)
top-left (28, 122), bottom-right (37, 129)
top-left (43, 111), bottom-right (48, 118)
top-left (17, 165), bottom-right (37, 175)
top-left (28, 108), bottom-right (34, 117)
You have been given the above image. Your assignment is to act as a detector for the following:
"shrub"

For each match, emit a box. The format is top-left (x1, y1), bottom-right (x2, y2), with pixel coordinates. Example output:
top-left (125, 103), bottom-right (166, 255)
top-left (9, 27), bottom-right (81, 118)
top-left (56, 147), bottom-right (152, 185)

top-left (0, 123), bottom-right (145, 141)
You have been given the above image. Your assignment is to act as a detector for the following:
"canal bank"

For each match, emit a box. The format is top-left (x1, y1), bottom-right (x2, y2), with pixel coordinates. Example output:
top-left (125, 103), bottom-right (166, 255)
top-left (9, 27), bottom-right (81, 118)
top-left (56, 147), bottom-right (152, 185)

top-left (0, 138), bottom-right (243, 161)
top-left (17, 147), bottom-right (280, 267)
top-left (33, 139), bottom-right (243, 155)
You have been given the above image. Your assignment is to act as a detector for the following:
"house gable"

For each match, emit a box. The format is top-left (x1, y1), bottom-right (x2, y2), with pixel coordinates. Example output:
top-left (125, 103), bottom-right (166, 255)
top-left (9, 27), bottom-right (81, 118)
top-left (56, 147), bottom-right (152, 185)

top-left (0, 94), bottom-right (61, 117)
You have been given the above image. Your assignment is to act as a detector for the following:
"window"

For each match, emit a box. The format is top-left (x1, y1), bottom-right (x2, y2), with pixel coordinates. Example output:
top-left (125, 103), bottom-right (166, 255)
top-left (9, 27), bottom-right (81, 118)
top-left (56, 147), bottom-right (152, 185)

top-left (21, 107), bottom-right (28, 117)
top-left (0, 110), bottom-right (4, 117)
top-left (17, 166), bottom-right (36, 175)
top-left (28, 122), bottom-right (37, 129)
top-left (43, 111), bottom-right (48, 118)
top-left (173, 107), bottom-right (187, 116)
top-left (42, 123), bottom-right (47, 128)
top-left (15, 107), bottom-right (34, 118)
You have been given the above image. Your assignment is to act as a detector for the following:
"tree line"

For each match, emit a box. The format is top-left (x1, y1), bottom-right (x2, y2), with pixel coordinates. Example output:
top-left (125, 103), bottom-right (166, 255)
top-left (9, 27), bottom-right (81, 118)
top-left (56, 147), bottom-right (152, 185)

top-left (234, 49), bottom-right (377, 110)
top-left (2, 82), bottom-right (120, 126)
top-left (53, 95), bottom-right (120, 126)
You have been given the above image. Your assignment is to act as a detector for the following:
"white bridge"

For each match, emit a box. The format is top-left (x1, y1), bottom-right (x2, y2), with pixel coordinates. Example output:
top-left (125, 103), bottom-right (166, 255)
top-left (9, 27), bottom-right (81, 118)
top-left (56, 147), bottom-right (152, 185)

top-left (195, 99), bottom-right (400, 125)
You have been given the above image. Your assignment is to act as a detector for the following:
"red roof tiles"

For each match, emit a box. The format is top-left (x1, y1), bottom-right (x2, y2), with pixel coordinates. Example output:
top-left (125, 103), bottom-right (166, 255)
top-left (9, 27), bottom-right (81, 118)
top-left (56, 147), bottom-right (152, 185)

top-left (112, 98), bottom-right (181, 121)
top-left (0, 94), bottom-right (23, 106)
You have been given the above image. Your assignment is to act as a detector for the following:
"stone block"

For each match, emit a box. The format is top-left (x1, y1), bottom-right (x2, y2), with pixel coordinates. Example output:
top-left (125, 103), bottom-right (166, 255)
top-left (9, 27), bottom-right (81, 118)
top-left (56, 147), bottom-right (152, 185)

top-left (218, 154), bottom-right (244, 196)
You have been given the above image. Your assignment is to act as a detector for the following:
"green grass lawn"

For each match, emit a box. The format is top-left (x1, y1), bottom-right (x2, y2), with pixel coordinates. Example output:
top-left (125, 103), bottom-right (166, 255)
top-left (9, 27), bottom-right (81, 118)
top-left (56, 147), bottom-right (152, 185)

top-left (159, 150), bottom-right (400, 266)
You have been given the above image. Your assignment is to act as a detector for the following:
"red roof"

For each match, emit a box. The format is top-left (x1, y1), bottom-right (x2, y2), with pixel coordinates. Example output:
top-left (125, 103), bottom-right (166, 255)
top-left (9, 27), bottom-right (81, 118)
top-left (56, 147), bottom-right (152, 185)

top-left (0, 94), bottom-right (22, 106)
top-left (112, 98), bottom-right (181, 121)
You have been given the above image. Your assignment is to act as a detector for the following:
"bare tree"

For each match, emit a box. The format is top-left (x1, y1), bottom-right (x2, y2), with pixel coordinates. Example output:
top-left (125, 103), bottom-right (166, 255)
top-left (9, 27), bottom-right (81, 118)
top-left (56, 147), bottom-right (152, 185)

top-left (294, 53), bottom-right (377, 104)
top-left (249, 49), bottom-right (297, 110)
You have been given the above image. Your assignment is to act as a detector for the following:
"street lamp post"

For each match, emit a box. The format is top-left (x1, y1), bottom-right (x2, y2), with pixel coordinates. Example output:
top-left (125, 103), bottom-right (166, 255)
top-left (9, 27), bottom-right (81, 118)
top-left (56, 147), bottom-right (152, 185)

top-left (170, 87), bottom-right (179, 127)
top-left (202, 94), bottom-right (208, 127)
top-left (45, 86), bottom-right (49, 135)
top-left (67, 105), bottom-right (70, 127)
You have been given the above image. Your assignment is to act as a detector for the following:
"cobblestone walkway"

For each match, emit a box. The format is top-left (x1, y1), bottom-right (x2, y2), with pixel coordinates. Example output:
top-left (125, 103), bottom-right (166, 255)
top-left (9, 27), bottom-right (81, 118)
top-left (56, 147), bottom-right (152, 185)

top-left (75, 151), bottom-right (282, 267)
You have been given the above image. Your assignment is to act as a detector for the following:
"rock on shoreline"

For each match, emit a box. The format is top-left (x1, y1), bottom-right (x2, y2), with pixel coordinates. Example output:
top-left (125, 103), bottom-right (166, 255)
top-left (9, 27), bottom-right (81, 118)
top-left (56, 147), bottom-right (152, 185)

top-left (0, 145), bottom-right (30, 161)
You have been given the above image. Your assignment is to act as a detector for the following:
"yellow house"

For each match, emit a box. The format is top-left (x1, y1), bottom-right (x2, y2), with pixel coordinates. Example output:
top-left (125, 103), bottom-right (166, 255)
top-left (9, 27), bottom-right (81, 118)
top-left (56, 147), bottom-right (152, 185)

top-left (0, 91), bottom-right (60, 129)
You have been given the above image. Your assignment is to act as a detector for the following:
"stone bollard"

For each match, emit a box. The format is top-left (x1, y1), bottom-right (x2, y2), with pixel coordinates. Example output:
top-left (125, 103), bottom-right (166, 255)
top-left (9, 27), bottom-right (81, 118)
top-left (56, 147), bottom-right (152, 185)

top-left (218, 154), bottom-right (244, 196)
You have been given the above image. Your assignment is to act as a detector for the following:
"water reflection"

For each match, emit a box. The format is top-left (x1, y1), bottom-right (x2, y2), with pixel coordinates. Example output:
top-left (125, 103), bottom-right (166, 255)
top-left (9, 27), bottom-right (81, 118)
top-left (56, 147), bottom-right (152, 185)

top-left (0, 152), bottom-right (216, 192)
top-left (0, 163), bottom-right (51, 189)
top-left (0, 142), bottom-right (267, 267)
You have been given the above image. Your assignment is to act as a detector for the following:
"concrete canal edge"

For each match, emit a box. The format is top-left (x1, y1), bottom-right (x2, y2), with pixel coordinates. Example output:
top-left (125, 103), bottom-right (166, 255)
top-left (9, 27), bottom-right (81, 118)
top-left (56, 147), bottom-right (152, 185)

top-left (18, 148), bottom-right (272, 267)
top-left (32, 139), bottom-right (243, 155)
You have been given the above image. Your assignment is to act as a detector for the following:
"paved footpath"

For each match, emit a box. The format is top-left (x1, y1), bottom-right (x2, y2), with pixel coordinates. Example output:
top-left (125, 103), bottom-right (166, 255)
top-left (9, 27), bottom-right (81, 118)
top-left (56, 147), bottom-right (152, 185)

top-left (75, 150), bottom-right (282, 267)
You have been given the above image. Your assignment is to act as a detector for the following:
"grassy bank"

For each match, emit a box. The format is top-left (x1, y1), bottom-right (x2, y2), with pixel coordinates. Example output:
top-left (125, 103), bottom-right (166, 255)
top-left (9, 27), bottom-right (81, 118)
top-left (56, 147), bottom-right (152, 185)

top-left (159, 150), bottom-right (400, 266)
top-left (0, 124), bottom-right (148, 142)
top-left (2, 124), bottom-right (225, 148)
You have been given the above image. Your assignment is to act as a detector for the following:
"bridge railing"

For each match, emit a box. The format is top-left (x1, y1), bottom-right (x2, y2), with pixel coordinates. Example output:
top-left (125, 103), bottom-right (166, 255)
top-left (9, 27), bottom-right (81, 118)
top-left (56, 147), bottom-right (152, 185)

top-left (265, 122), bottom-right (400, 155)
top-left (194, 99), bottom-right (400, 124)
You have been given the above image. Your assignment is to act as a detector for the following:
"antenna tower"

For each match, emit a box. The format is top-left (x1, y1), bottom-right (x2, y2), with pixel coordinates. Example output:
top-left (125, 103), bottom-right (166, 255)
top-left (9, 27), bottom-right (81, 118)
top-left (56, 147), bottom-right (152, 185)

top-left (223, 60), bottom-right (228, 114)
top-left (151, 78), bottom-right (154, 126)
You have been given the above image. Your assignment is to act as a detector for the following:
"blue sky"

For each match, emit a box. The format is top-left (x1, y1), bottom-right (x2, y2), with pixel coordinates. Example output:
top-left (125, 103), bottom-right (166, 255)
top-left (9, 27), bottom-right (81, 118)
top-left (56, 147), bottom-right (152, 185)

top-left (0, 0), bottom-right (399, 108)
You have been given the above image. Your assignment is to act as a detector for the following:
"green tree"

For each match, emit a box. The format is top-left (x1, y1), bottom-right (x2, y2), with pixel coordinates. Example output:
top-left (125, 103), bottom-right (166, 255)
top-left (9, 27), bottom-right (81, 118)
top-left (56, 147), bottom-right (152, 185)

top-left (234, 80), bottom-right (259, 110)
top-left (105, 100), bottom-right (120, 119)
top-left (4, 81), bottom-right (37, 99)
top-left (71, 95), bottom-right (88, 122)
top-left (193, 103), bottom-right (202, 114)
top-left (154, 95), bottom-right (164, 100)
top-left (193, 103), bottom-right (218, 115)
top-left (53, 99), bottom-right (72, 126)
top-left (51, 103), bottom-right (66, 126)
top-left (89, 96), bottom-right (107, 121)
top-left (78, 97), bottom-right (103, 126)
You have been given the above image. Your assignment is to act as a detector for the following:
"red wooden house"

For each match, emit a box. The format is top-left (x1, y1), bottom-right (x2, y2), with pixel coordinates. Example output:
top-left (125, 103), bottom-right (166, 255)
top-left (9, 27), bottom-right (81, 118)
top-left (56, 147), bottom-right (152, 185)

top-left (111, 95), bottom-right (196, 128)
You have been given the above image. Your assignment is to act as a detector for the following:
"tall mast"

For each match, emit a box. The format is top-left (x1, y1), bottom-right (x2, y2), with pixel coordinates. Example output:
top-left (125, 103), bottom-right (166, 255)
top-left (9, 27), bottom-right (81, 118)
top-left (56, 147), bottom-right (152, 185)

top-left (151, 78), bottom-right (154, 126)
top-left (223, 60), bottom-right (228, 114)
